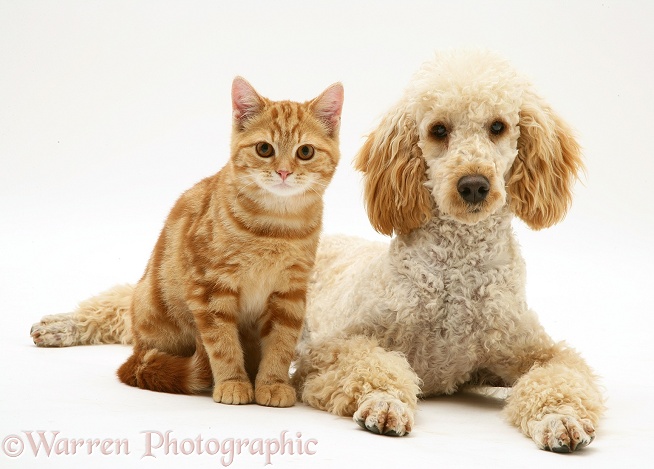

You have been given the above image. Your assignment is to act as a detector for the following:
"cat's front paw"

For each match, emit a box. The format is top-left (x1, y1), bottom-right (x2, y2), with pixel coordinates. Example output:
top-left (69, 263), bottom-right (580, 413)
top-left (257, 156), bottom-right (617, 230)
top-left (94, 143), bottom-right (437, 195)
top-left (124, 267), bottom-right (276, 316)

top-left (213, 380), bottom-right (254, 405)
top-left (30, 315), bottom-right (78, 347)
top-left (353, 393), bottom-right (414, 436)
top-left (528, 413), bottom-right (596, 453)
top-left (255, 383), bottom-right (296, 407)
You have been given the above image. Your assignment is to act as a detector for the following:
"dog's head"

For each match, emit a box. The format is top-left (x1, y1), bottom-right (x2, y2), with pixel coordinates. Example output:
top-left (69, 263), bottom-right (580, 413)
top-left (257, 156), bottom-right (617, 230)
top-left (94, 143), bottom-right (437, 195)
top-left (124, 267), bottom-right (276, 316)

top-left (356, 50), bottom-right (583, 235)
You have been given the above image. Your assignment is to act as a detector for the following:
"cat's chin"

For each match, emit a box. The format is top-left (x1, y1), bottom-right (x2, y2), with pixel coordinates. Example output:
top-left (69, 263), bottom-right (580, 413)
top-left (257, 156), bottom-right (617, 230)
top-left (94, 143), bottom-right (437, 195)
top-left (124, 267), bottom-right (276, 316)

top-left (264, 183), bottom-right (308, 198)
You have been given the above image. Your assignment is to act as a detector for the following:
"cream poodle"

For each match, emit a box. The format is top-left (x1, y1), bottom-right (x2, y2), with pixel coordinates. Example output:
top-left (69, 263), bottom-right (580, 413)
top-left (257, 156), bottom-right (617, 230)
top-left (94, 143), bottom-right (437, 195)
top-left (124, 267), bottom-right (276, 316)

top-left (30, 50), bottom-right (603, 453)
top-left (292, 50), bottom-right (603, 452)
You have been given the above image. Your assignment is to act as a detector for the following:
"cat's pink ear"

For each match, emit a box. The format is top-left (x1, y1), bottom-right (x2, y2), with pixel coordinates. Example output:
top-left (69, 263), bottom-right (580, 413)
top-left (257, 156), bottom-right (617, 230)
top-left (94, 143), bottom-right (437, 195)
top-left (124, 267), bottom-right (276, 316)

top-left (232, 77), bottom-right (264, 127)
top-left (310, 83), bottom-right (344, 136)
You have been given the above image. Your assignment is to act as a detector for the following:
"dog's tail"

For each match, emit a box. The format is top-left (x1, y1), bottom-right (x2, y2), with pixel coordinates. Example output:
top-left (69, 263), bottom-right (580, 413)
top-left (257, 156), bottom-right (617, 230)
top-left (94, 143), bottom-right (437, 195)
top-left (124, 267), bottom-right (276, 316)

top-left (30, 284), bottom-right (134, 347)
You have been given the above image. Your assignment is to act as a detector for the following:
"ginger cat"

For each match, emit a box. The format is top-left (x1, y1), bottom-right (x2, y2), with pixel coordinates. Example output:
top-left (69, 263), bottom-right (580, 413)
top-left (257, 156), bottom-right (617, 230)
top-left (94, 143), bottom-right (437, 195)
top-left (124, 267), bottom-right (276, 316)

top-left (31, 77), bottom-right (343, 408)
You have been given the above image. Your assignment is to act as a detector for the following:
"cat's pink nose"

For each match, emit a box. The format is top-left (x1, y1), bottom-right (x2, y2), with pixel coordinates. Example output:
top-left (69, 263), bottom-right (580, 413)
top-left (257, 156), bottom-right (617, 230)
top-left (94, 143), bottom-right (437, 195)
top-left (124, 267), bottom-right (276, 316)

top-left (277, 170), bottom-right (291, 181)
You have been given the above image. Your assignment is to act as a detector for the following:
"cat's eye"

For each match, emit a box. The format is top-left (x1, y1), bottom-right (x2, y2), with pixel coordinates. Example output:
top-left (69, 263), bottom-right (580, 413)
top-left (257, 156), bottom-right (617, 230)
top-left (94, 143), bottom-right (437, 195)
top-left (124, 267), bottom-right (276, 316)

top-left (490, 120), bottom-right (505, 136)
top-left (430, 123), bottom-right (448, 140)
top-left (296, 145), bottom-right (315, 161)
top-left (256, 142), bottom-right (275, 158)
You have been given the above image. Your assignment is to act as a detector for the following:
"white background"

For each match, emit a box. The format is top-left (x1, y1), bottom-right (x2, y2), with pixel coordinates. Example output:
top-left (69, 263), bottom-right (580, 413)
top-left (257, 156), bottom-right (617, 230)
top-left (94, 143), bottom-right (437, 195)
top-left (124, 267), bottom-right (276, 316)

top-left (1, 1), bottom-right (653, 467)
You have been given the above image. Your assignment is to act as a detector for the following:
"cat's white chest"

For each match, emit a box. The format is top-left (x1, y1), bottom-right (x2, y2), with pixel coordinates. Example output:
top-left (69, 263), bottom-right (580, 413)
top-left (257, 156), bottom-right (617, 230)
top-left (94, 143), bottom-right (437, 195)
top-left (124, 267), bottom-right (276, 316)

top-left (239, 277), bottom-right (273, 320)
top-left (237, 259), bottom-right (287, 320)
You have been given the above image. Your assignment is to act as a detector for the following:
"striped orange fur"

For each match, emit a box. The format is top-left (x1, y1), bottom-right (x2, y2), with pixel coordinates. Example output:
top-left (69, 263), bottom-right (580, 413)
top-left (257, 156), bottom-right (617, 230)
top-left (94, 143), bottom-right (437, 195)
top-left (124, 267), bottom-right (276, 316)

top-left (116, 77), bottom-right (343, 406)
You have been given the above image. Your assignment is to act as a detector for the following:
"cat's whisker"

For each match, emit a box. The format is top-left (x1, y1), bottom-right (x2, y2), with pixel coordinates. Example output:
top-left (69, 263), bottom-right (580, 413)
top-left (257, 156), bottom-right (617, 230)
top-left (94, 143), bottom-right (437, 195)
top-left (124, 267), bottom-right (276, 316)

top-left (306, 186), bottom-right (324, 198)
top-left (235, 181), bottom-right (257, 200)
top-left (309, 180), bottom-right (329, 190)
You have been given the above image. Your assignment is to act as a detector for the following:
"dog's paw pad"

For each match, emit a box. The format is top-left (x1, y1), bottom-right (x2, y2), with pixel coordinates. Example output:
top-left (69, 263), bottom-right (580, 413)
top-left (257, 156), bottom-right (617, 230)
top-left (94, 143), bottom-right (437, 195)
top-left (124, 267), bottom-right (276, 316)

top-left (353, 395), bottom-right (413, 437)
top-left (529, 414), bottom-right (595, 453)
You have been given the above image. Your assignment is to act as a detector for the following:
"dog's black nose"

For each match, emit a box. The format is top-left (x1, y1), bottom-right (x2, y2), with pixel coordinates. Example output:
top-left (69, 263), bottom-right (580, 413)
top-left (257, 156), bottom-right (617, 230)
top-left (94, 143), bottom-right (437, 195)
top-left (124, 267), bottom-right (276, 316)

top-left (457, 175), bottom-right (490, 203)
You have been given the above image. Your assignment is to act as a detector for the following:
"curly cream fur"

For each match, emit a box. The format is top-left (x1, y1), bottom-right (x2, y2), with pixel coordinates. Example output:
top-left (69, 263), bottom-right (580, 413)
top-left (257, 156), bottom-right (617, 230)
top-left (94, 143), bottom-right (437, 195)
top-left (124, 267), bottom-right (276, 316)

top-left (295, 50), bottom-right (603, 451)
top-left (31, 284), bottom-right (133, 347)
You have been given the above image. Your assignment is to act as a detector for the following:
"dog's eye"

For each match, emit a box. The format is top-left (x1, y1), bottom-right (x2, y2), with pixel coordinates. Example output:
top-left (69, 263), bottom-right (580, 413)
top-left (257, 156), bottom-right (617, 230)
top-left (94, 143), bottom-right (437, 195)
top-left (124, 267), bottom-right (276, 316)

top-left (430, 124), bottom-right (448, 140)
top-left (490, 121), bottom-right (505, 136)
top-left (256, 142), bottom-right (275, 158)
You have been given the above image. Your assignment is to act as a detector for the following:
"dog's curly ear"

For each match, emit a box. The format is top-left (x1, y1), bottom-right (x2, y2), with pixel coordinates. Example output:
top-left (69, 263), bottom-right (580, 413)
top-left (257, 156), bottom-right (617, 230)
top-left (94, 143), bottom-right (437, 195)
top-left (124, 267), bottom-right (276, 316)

top-left (507, 89), bottom-right (584, 230)
top-left (354, 105), bottom-right (432, 236)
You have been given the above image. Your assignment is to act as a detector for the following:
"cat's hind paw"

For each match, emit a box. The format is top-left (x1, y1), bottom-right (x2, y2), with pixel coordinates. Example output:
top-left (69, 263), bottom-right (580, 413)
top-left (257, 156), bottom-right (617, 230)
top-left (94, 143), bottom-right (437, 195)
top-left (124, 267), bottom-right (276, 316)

top-left (30, 314), bottom-right (79, 347)
top-left (213, 380), bottom-right (254, 405)
top-left (255, 383), bottom-right (296, 408)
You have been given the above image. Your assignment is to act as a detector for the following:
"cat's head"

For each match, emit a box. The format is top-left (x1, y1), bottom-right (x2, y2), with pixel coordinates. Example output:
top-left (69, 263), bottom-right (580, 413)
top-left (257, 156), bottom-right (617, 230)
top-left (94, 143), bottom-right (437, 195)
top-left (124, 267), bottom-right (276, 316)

top-left (229, 77), bottom-right (343, 201)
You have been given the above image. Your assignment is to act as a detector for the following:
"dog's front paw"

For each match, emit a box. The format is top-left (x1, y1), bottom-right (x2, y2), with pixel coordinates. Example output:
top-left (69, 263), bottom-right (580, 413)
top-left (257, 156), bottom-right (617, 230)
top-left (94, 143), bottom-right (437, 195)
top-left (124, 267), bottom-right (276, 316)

top-left (30, 315), bottom-right (78, 347)
top-left (353, 393), bottom-right (414, 436)
top-left (528, 413), bottom-right (595, 453)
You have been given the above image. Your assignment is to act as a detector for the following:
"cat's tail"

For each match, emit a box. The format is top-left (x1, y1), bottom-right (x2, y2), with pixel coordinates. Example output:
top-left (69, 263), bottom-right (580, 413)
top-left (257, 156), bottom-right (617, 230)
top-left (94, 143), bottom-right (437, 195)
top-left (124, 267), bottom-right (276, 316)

top-left (30, 284), bottom-right (134, 347)
top-left (117, 343), bottom-right (213, 394)
top-left (30, 283), bottom-right (214, 394)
